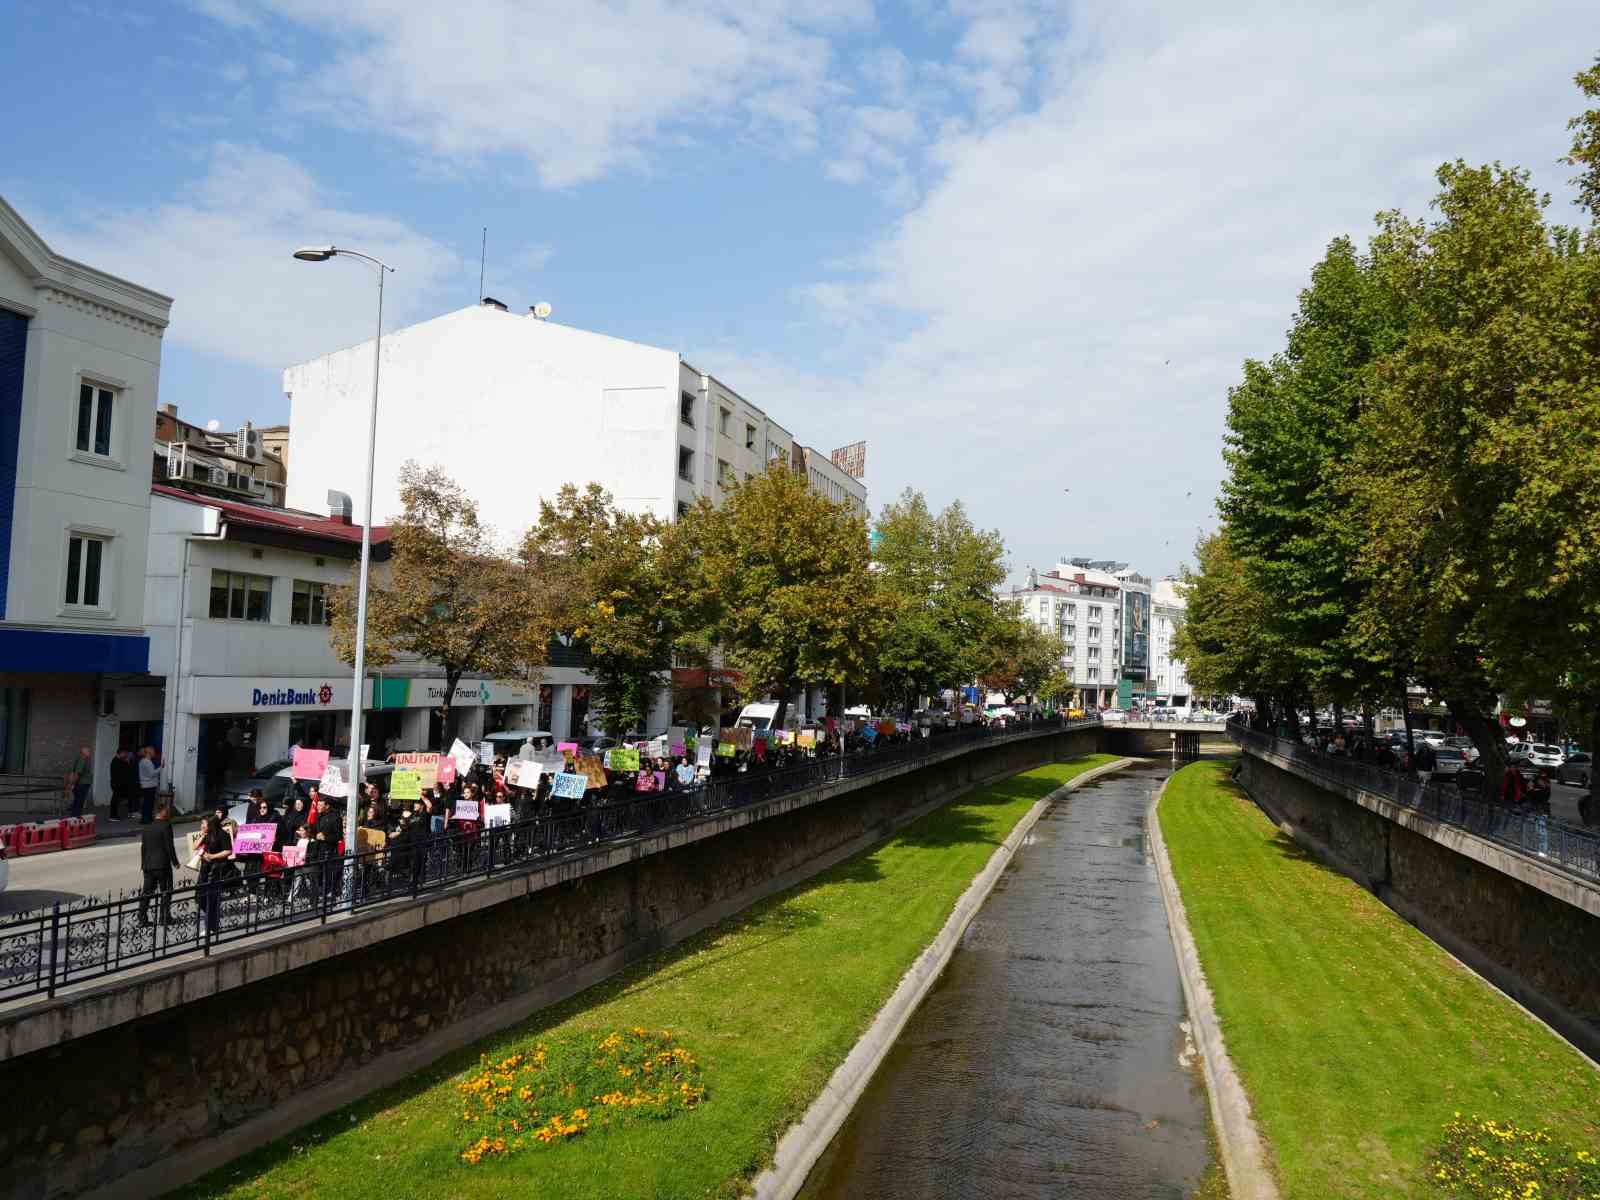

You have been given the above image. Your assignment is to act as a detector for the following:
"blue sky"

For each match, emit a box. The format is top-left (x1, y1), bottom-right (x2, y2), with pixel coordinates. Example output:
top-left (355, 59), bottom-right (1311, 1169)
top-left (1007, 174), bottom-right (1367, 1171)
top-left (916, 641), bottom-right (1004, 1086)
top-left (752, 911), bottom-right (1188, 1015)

top-left (4, 1), bottom-right (1596, 580)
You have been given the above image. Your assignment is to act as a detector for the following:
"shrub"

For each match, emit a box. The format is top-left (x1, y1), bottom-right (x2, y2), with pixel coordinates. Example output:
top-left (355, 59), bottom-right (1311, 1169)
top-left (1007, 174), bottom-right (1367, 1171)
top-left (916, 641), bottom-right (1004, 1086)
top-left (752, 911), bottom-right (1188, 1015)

top-left (1428, 1114), bottom-right (1600, 1199)
top-left (456, 1027), bottom-right (706, 1164)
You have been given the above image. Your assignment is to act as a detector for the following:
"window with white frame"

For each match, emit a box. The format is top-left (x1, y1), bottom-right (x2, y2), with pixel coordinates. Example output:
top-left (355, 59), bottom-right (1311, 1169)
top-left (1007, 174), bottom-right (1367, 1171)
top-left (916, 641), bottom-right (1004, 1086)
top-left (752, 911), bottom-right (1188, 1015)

top-left (718, 408), bottom-right (732, 437)
top-left (745, 423), bottom-right (757, 450)
top-left (717, 458), bottom-right (734, 488)
top-left (291, 579), bottom-right (332, 626)
top-left (75, 382), bottom-right (116, 458)
top-left (1088, 604), bottom-right (1102, 619)
top-left (677, 446), bottom-right (695, 482)
top-left (679, 391), bottom-right (696, 427)
top-left (1087, 646), bottom-right (1100, 660)
top-left (209, 570), bottom-right (272, 622)
top-left (1087, 667), bottom-right (1100, 681)
top-left (63, 533), bottom-right (108, 608)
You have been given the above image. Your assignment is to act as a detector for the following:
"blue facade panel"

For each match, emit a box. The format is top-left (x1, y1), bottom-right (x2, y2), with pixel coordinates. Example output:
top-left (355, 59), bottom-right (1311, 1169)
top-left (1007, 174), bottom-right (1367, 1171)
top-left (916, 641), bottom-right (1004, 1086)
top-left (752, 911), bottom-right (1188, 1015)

top-left (0, 307), bottom-right (26, 618)
top-left (0, 628), bottom-right (150, 672)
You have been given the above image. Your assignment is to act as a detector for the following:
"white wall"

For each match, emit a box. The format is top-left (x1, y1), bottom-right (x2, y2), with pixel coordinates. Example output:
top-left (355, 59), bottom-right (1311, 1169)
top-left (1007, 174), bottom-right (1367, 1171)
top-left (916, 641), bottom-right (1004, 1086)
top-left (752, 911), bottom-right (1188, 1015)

top-left (285, 307), bottom-right (683, 532)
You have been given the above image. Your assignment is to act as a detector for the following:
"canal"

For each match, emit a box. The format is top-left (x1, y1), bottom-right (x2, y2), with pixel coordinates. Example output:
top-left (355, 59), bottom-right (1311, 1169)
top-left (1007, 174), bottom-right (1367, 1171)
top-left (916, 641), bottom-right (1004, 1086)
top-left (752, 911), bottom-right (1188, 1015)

top-left (797, 763), bottom-right (1216, 1199)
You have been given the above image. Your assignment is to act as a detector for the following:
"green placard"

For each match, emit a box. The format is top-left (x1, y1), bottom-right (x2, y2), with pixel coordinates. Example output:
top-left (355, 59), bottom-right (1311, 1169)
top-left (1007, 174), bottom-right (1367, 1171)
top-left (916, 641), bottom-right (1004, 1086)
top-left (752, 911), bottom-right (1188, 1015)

top-left (390, 769), bottom-right (421, 800)
top-left (716, 740), bottom-right (737, 758)
top-left (610, 747), bottom-right (641, 771)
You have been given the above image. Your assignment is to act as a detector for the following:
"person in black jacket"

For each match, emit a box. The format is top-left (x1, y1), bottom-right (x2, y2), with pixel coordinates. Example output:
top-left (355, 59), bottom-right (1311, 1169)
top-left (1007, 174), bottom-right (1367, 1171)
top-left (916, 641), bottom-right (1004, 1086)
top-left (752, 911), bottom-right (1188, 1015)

top-left (137, 804), bottom-right (181, 926)
top-left (109, 750), bottom-right (138, 823)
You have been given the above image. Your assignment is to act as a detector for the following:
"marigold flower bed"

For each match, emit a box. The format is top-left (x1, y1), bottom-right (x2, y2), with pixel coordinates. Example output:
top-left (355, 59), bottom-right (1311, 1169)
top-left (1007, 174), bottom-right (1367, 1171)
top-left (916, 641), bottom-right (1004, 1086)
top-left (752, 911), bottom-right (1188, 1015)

top-left (1428, 1115), bottom-right (1600, 1200)
top-left (457, 1028), bottom-right (706, 1163)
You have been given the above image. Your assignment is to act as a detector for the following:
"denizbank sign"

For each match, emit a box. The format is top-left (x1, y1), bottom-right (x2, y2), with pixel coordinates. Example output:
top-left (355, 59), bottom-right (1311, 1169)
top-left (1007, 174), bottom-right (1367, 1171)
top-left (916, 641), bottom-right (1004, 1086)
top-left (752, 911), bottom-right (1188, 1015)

top-left (189, 676), bottom-right (358, 715)
top-left (253, 683), bottom-right (337, 708)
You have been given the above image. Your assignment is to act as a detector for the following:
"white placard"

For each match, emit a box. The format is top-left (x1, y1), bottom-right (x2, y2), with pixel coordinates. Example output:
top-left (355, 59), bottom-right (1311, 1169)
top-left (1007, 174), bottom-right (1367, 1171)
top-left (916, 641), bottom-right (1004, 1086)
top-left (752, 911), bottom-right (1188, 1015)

top-left (477, 741), bottom-right (494, 766)
top-left (485, 803), bottom-right (513, 828)
top-left (318, 763), bottom-right (349, 798)
top-left (455, 799), bottom-right (480, 822)
top-left (450, 738), bottom-right (478, 778)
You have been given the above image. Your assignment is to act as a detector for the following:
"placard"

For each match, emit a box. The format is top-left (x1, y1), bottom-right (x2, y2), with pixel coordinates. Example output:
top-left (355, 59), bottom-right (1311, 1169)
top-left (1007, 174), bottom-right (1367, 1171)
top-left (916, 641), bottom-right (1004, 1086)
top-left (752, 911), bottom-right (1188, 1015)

top-left (753, 737), bottom-right (767, 761)
top-left (436, 756), bottom-right (458, 786)
top-left (797, 730), bottom-right (816, 748)
top-left (730, 727), bottom-right (754, 751)
top-left (392, 752), bottom-right (440, 789)
top-left (552, 772), bottom-right (587, 799)
top-left (577, 755), bottom-right (609, 789)
top-left (232, 823), bottom-right (277, 855)
top-left (390, 769), bottom-right (422, 801)
top-left (610, 747), bottom-right (641, 772)
top-left (477, 741), bottom-right (495, 766)
top-left (860, 724), bottom-right (878, 742)
top-left (355, 828), bottom-right (386, 854)
top-left (667, 726), bottom-right (687, 752)
top-left (455, 799), bottom-right (480, 822)
top-left (696, 741), bottom-right (713, 767)
top-left (318, 762), bottom-right (349, 798)
top-left (485, 803), bottom-right (513, 828)
top-left (281, 843), bottom-right (307, 868)
top-left (450, 738), bottom-right (477, 778)
top-left (670, 739), bottom-right (686, 758)
top-left (506, 759), bottom-right (542, 789)
top-left (716, 740), bottom-right (736, 758)
top-left (291, 747), bottom-right (330, 781)
top-left (556, 741), bottom-right (578, 754)
top-left (536, 748), bottom-right (568, 774)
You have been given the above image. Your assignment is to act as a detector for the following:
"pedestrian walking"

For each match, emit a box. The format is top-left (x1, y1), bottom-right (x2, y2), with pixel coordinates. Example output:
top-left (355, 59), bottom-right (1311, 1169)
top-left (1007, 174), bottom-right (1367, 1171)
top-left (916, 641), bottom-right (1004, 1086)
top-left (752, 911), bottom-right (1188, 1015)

top-left (137, 746), bottom-right (160, 824)
top-left (109, 749), bottom-right (137, 823)
top-left (66, 745), bottom-right (92, 818)
top-left (138, 804), bottom-right (180, 926)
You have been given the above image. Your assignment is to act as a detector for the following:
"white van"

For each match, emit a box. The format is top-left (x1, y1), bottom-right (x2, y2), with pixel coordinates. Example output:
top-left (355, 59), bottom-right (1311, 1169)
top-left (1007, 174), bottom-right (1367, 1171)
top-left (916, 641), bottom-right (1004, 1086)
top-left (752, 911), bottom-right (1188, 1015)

top-left (736, 701), bottom-right (802, 733)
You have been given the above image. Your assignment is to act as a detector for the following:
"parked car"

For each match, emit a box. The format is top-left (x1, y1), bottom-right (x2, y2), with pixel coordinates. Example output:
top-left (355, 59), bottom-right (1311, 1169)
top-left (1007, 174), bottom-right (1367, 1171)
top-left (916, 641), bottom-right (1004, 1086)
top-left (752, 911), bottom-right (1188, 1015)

top-left (1442, 736), bottom-right (1479, 763)
top-left (1505, 742), bottom-right (1533, 765)
top-left (223, 760), bottom-right (394, 827)
top-left (1556, 751), bottom-right (1592, 787)
top-left (1428, 746), bottom-right (1469, 781)
top-left (1527, 744), bottom-right (1566, 771)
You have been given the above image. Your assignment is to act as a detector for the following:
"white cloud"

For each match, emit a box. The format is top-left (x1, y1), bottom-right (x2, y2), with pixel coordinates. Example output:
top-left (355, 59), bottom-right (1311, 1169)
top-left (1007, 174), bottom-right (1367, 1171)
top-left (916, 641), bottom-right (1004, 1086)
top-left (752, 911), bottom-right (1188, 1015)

top-left (786, 0), bottom-right (1597, 577)
top-left (42, 144), bottom-right (464, 372)
top-left (198, 0), bottom-right (861, 187)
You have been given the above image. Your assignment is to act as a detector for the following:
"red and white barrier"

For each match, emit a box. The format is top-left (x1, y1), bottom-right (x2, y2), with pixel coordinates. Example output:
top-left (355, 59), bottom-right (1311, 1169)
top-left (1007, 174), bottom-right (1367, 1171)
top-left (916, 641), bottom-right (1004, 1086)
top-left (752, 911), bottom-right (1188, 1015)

top-left (61, 815), bottom-right (97, 849)
top-left (13, 822), bottom-right (63, 856)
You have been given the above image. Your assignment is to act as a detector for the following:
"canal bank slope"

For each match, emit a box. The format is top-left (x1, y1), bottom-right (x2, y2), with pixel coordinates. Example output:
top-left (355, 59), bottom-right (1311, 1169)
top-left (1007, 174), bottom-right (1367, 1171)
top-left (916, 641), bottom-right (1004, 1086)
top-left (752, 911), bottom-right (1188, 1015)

top-left (165, 757), bottom-right (1122, 1200)
top-left (1156, 760), bottom-right (1599, 1200)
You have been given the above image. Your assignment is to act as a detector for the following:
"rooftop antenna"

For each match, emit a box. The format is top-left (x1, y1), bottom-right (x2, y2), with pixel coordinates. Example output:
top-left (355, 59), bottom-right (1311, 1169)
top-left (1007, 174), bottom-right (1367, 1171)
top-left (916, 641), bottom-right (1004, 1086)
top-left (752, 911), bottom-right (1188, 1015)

top-left (477, 226), bottom-right (487, 303)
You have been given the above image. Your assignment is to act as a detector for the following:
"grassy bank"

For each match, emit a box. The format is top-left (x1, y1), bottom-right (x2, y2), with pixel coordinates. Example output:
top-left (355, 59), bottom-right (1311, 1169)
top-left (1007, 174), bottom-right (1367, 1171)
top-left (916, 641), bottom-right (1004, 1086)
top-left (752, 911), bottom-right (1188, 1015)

top-left (174, 754), bottom-right (1119, 1200)
top-left (1159, 760), bottom-right (1599, 1199)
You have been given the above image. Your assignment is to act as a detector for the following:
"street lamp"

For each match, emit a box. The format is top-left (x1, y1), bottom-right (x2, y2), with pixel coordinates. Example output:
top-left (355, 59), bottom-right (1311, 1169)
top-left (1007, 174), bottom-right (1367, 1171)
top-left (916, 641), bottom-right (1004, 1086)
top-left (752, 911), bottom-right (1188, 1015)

top-left (293, 244), bottom-right (393, 905)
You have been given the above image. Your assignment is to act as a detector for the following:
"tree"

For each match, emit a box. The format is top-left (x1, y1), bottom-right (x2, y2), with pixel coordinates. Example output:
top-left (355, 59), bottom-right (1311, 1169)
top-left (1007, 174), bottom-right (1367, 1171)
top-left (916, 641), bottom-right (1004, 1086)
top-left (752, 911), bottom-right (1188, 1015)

top-left (873, 490), bottom-right (1010, 709)
top-left (331, 463), bottom-right (550, 750)
top-left (522, 484), bottom-right (705, 738)
top-left (979, 614), bottom-right (1066, 705)
top-left (679, 467), bottom-right (888, 732)
top-left (1566, 55), bottom-right (1600, 220)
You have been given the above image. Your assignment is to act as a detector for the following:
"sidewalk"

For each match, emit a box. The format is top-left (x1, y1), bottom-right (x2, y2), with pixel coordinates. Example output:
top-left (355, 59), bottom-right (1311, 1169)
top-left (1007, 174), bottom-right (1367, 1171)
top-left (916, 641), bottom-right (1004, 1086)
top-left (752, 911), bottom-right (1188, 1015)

top-left (0, 805), bottom-right (203, 842)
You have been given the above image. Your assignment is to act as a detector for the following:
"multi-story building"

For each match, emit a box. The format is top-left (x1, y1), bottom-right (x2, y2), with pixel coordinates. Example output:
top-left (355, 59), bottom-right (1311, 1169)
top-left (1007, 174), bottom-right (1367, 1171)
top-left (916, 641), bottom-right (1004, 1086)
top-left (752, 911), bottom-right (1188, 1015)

top-left (0, 196), bottom-right (172, 794)
top-left (283, 300), bottom-right (868, 732)
top-left (1152, 576), bottom-right (1191, 707)
top-left (146, 485), bottom-right (537, 811)
top-left (154, 403), bottom-right (288, 507)
top-left (282, 300), bottom-right (866, 529)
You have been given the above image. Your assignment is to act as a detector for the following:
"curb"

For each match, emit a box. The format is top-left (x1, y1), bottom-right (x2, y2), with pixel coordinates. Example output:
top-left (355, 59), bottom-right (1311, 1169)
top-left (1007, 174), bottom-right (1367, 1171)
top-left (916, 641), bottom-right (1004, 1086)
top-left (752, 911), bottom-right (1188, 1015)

top-left (752, 756), bottom-right (1138, 1200)
top-left (1146, 771), bottom-right (1280, 1200)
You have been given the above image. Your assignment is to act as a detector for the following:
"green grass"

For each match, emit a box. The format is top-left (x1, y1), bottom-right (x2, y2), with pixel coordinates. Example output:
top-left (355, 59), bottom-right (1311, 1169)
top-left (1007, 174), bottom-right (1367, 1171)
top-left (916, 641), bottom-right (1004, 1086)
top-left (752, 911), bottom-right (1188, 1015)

top-left (173, 754), bottom-right (1119, 1200)
top-left (1159, 760), bottom-right (1600, 1199)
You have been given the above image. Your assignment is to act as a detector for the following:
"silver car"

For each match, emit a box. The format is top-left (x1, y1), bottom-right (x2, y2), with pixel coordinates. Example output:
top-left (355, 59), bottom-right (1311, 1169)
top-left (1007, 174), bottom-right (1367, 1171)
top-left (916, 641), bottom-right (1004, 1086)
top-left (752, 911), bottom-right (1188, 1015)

top-left (1556, 751), bottom-right (1591, 787)
top-left (1527, 743), bottom-right (1565, 771)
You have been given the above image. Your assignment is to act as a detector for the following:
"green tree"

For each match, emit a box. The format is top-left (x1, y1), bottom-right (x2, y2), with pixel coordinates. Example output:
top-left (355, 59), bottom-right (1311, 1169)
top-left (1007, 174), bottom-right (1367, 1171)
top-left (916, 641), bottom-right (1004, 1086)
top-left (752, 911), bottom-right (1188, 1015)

top-left (679, 468), bottom-right (887, 732)
top-left (522, 484), bottom-right (705, 738)
top-left (873, 490), bottom-right (1009, 709)
top-left (979, 615), bottom-right (1067, 706)
top-left (1566, 54), bottom-right (1600, 219)
top-left (331, 463), bottom-right (550, 750)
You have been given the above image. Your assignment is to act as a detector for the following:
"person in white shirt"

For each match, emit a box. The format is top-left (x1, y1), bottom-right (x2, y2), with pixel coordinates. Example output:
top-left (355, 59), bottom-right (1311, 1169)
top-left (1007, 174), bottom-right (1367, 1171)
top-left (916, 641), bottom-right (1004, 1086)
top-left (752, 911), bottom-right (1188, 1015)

top-left (137, 746), bottom-right (160, 825)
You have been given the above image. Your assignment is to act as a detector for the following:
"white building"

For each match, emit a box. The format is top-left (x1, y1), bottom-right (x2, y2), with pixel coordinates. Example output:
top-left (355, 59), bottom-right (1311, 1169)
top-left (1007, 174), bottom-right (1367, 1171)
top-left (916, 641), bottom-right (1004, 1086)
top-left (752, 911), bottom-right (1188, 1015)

top-left (283, 301), bottom-right (866, 530)
top-left (0, 196), bottom-right (172, 795)
top-left (1152, 576), bottom-right (1191, 707)
top-left (283, 301), bottom-right (867, 733)
top-left (146, 486), bottom-right (537, 812)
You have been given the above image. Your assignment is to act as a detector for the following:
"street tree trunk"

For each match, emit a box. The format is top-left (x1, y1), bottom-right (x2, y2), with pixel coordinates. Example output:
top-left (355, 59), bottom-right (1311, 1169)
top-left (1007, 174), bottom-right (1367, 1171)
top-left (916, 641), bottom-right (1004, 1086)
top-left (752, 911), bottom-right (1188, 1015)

top-left (1451, 704), bottom-right (1504, 802)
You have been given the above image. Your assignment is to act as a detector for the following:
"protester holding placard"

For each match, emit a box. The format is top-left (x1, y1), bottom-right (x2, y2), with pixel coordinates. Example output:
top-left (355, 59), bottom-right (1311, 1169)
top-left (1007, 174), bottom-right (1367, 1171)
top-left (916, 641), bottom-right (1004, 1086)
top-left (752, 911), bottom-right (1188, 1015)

top-left (196, 814), bottom-right (235, 936)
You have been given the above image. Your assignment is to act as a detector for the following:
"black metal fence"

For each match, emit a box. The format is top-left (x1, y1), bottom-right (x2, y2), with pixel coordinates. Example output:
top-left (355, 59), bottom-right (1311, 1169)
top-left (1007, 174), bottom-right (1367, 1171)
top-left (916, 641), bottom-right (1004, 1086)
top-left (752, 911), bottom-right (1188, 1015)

top-left (0, 716), bottom-right (1100, 1004)
top-left (1228, 723), bottom-right (1600, 882)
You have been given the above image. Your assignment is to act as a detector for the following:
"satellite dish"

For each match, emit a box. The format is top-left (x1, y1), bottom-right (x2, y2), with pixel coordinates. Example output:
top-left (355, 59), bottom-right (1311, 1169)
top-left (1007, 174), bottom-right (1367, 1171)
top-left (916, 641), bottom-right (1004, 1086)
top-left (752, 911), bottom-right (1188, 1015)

top-left (205, 419), bottom-right (221, 432)
top-left (533, 301), bottom-right (552, 320)
top-left (1509, 716), bottom-right (1527, 728)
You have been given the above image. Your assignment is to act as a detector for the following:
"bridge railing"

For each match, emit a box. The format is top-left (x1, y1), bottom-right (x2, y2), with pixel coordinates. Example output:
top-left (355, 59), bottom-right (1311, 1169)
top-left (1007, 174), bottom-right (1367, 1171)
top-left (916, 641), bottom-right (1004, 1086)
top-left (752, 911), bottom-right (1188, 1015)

top-left (0, 716), bottom-right (1101, 1005)
top-left (1227, 723), bottom-right (1600, 882)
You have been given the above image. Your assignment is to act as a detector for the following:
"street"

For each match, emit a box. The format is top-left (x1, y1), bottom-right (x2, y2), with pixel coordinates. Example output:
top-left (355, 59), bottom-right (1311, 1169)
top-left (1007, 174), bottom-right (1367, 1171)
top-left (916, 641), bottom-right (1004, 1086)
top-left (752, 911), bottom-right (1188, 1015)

top-left (2, 825), bottom-right (197, 914)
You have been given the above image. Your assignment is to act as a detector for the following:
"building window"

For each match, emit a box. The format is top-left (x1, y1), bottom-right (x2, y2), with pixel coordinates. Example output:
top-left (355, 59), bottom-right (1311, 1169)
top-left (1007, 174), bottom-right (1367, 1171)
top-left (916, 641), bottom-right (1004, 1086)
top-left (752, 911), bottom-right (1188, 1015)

top-left (676, 501), bottom-right (690, 520)
top-left (1087, 667), bottom-right (1100, 681)
top-left (719, 408), bottom-right (732, 437)
top-left (1062, 623), bottom-right (1075, 639)
top-left (209, 569), bottom-right (272, 622)
top-left (717, 459), bottom-right (733, 489)
top-left (63, 534), bottom-right (107, 608)
top-left (1088, 605), bottom-right (1102, 619)
top-left (1087, 646), bottom-right (1100, 660)
top-left (679, 391), bottom-right (696, 427)
top-left (1087, 626), bottom-right (1100, 641)
top-left (0, 686), bottom-right (28, 772)
top-left (75, 382), bottom-right (116, 457)
top-left (677, 446), bottom-right (695, 482)
top-left (1063, 645), bottom-right (1075, 657)
top-left (745, 423), bottom-right (757, 450)
top-left (1065, 602), bottom-right (1076, 616)
top-left (291, 579), bottom-right (332, 626)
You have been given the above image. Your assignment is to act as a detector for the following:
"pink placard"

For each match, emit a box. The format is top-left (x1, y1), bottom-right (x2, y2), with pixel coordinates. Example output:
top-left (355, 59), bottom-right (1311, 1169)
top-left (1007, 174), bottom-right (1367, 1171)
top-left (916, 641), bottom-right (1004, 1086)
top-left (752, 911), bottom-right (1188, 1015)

top-left (232, 823), bottom-right (277, 855)
top-left (557, 741), bottom-right (578, 754)
top-left (436, 757), bottom-right (458, 786)
top-left (291, 747), bottom-right (330, 781)
top-left (281, 843), bottom-right (306, 867)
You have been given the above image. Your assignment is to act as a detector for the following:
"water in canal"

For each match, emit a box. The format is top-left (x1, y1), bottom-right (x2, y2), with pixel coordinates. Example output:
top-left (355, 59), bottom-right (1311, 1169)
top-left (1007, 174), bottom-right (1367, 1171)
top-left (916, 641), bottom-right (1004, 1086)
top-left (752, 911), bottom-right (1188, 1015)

top-left (798, 764), bottom-right (1215, 1199)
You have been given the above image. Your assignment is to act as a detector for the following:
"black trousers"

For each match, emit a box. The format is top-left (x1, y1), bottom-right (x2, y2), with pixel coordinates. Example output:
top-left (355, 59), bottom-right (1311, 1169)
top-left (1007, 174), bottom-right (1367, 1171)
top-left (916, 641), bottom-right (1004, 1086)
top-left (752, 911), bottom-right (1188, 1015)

top-left (140, 788), bottom-right (157, 824)
top-left (139, 867), bottom-right (173, 925)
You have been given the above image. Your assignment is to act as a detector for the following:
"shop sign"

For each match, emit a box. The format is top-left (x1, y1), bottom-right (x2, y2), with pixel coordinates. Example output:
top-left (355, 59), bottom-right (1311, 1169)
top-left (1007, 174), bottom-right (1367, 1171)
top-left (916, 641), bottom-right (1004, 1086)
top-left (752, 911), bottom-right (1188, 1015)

top-left (189, 676), bottom-right (360, 715)
top-left (368, 677), bottom-right (536, 710)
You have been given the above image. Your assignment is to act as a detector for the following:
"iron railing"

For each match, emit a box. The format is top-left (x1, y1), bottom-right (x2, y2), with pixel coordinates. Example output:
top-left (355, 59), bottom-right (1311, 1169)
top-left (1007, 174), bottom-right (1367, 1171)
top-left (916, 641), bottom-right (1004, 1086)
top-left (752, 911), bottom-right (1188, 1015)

top-left (1228, 723), bottom-right (1600, 882)
top-left (0, 716), bottom-right (1100, 1004)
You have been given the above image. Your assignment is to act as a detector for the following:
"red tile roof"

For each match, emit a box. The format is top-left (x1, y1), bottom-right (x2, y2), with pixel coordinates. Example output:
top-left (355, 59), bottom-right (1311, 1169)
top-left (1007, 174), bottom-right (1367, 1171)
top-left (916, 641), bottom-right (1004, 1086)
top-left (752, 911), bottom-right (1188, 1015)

top-left (152, 484), bottom-right (390, 546)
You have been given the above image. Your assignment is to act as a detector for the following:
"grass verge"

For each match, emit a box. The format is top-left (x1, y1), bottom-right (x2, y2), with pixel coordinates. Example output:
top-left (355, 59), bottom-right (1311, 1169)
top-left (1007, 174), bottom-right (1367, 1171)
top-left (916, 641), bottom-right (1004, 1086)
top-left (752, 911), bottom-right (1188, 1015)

top-left (172, 754), bottom-right (1119, 1200)
top-left (1158, 759), bottom-right (1599, 1199)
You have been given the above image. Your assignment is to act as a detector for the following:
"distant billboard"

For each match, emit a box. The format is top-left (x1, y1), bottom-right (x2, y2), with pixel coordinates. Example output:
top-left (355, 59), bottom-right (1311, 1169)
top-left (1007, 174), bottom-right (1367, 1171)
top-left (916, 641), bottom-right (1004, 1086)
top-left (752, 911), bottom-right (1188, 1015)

top-left (830, 440), bottom-right (867, 478)
top-left (1123, 589), bottom-right (1150, 679)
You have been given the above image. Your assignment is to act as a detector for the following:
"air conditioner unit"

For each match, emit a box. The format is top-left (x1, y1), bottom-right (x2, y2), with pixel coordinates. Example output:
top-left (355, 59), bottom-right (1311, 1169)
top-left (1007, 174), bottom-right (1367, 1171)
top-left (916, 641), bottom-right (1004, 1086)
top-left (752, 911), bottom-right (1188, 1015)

top-left (246, 477), bottom-right (268, 497)
top-left (237, 423), bottom-right (263, 463)
top-left (209, 466), bottom-right (230, 486)
top-left (165, 441), bottom-right (187, 479)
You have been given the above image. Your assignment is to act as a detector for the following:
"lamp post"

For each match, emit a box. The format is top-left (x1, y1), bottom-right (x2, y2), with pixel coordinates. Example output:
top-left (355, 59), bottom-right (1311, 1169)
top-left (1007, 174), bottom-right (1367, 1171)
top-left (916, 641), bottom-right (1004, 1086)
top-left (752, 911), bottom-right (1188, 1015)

top-left (293, 245), bottom-right (393, 905)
